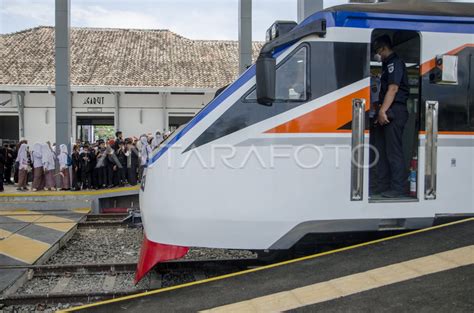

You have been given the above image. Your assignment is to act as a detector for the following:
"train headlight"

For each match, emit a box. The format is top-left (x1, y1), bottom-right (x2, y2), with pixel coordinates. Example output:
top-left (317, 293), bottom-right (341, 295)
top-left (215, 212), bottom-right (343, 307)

top-left (265, 21), bottom-right (297, 42)
top-left (271, 24), bottom-right (278, 40)
top-left (265, 28), bottom-right (271, 42)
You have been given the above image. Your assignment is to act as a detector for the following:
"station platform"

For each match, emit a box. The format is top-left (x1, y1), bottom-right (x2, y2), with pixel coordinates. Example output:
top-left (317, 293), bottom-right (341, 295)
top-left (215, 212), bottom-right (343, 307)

top-left (0, 185), bottom-right (139, 213)
top-left (0, 184), bottom-right (139, 201)
top-left (65, 218), bottom-right (474, 313)
top-left (0, 208), bottom-right (91, 293)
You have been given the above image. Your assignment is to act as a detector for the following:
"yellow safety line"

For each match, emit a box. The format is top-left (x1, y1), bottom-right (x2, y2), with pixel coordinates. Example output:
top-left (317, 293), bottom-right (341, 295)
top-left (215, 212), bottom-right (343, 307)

top-left (35, 215), bottom-right (77, 232)
top-left (36, 222), bottom-right (76, 232)
top-left (0, 208), bottom-right (91, 216)
top-left (5, 213), bottom-right (43, 223)
top-left (0, 233), bottom-right (51, 264)
top-left (0, 209), bottom-right (41, 216)
top-left (35, 215), bottom-right (76, 224)
top-left (0, 186), bottom-right (139, 197)
top-left (72, 208), bottom-right (91, 214)
top-left (0, 228), bottom-right (13, 239)
top-left (202, 245), bottom-right (474, 312)
top-left (0, 209), bottom-right (81, 232)
top-left (61, 217), bottom-right (474, 312)
top-left (3, 210), bottom-right (78, 230)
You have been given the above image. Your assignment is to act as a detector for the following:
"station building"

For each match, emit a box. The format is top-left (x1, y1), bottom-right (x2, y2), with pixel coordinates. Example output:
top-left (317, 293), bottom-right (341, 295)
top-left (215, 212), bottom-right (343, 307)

top-left (0, 26), bottom-right (261, 144)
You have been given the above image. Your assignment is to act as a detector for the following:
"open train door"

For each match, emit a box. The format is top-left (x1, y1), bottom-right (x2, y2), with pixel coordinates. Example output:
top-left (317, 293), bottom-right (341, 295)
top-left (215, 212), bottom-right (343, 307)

top-left (366, 29), bottom-right (423, 202)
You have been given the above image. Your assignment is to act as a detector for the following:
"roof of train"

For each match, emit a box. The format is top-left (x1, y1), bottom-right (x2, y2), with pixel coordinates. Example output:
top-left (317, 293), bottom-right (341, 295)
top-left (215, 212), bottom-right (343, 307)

top-left (324, 2), bottom-right (474, 18)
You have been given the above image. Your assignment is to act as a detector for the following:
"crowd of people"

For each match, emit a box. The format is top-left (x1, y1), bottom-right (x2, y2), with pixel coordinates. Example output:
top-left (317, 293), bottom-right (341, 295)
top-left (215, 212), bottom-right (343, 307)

top-left (0, 130), bottom-right (170, 192)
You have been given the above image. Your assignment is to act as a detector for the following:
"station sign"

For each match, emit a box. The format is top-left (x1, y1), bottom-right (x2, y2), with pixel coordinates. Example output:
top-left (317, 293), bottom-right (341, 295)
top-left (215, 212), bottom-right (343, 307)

top-left (74, 93), bottom-right (114, 108)
top-left (83, 96), bottom-right (105, 105)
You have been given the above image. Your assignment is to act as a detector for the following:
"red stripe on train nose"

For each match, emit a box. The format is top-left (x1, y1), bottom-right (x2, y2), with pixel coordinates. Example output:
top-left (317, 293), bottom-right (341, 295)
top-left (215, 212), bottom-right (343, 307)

top-left (135, 234), bottom-right (189, 284)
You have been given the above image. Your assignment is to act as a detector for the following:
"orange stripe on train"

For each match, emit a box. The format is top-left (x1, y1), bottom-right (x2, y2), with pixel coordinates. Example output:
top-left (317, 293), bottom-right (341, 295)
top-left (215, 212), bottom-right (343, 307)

top-left (419, 131), bottom-right (474, 136)
top-left (265, 87), bottom-right (370, 134)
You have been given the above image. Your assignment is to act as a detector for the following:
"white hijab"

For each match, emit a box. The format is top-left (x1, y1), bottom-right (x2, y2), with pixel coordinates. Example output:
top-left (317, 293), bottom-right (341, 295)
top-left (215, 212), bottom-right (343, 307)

top-left (139, 135), bottom-right (150, 165)
top-left (31, 142), bottom-right (43, 168)
top-left (58, 144), bottom-right (69, 169)
top-left (60, 144), bottom-right (68, 155)
top-left (16, 143), bottom-right (29, 168)
top-left (41, 143), bottom-right (55, 170)
top-left (151, 131), bottom-right (162, 149)
top-left (32, 143), bottom-right (42, 153)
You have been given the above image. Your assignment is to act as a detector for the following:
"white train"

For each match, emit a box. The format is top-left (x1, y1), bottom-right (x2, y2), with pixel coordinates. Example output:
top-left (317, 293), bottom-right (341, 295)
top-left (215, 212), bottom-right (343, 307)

top-left (136, 2), bottom-right (474, 281)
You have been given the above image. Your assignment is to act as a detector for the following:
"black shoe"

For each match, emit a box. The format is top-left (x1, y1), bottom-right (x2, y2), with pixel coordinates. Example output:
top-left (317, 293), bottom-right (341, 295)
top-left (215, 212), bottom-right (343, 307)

top-left (369, 186), bottom-right (388, 197)
top-left (381, 190), bottom-right (405, 198)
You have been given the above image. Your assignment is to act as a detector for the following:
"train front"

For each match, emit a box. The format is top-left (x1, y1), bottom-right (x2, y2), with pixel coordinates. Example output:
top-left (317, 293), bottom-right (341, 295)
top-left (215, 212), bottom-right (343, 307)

top-left (135, 126), bottom-right (191, 282)
top-left (135, 17), bottom-right (328, 282)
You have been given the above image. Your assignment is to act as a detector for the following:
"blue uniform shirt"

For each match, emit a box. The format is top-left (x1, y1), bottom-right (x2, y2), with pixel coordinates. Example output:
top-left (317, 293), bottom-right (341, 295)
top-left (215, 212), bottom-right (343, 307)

top-left (378, 53), bottom-right (409, 106)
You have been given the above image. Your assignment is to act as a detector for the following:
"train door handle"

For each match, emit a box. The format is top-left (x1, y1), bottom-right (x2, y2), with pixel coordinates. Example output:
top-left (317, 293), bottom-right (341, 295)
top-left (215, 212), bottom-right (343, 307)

top-left (350, 98), bottom-right (366, 201)
top-left (424, 100), bottom-right (438, 200)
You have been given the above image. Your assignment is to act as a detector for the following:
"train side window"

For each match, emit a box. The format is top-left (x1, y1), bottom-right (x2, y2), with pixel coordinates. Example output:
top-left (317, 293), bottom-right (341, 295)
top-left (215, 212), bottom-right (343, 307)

top-left (245, 45), bottom-right (309, 102)
top-left (275, 48), bottom-right (308, 101)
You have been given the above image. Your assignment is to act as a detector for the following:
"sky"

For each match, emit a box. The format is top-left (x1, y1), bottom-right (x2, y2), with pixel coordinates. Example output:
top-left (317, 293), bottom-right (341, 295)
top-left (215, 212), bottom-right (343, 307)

top-left (0, 0), bottom-right (348, 40)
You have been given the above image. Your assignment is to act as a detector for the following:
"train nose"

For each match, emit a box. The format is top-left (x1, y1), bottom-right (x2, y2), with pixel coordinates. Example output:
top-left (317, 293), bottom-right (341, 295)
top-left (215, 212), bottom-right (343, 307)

top-left (135, 234), bottom-right (189, 283)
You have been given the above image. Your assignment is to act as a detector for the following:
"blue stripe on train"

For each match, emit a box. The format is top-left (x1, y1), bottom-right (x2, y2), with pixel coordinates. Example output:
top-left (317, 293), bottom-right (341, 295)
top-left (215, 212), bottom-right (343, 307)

top-left (300, 10), bottom-right (474, 33)
top-left (149, 65), bottom-right (257, 165)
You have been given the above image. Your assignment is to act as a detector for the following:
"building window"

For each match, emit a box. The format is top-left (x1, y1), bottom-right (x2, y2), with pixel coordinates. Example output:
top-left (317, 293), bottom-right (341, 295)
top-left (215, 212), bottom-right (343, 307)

top-left (168, 115), bottom-right (194, 132)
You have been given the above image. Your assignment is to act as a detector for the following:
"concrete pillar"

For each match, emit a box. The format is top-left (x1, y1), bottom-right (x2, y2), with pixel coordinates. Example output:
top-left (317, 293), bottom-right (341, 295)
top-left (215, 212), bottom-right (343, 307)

top-left (238, 0), bottom-right (252, 74)
top-left (55, 0), bottom-right (71, 152)
top-left (16, 91), bottom-right (25, 139)
top-left (114, 92), bottom-right (120, 131)
top-left (161, 92), bottom-right (169, 132)
top-left (297, 0), bottom-right (324, 23)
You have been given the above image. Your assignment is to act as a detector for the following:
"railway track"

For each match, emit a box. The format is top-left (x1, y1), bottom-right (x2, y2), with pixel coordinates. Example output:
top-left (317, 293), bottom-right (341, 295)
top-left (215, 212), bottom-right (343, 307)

top-left (77, 213), bottom-right (131, 228)
top-left (0, 258), bottom-right (263, 306)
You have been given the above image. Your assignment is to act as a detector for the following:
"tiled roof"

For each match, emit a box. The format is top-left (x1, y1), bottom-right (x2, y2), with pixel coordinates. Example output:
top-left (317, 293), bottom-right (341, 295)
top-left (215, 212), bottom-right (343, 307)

top-left (0, 27), bottom-right (263, 89)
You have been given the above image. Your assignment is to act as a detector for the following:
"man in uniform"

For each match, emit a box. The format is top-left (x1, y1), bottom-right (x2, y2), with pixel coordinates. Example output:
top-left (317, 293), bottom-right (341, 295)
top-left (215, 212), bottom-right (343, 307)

top-left (372, 35), bottom-right (409, 198)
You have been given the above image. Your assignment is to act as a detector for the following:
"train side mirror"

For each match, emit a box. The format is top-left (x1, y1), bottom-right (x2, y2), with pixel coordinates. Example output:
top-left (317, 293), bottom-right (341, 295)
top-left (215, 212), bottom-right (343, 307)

top-left (256, 55), bottom-right (276, 106)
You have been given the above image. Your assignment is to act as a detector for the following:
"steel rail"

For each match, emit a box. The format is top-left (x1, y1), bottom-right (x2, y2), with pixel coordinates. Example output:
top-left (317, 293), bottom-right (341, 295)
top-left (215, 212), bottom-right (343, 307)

top-left (0, 258), bottom-right (263, 306)
top-left (77, 221), bottom-right (128, 228)
top-left (0, 258), bottom-right (261, 273)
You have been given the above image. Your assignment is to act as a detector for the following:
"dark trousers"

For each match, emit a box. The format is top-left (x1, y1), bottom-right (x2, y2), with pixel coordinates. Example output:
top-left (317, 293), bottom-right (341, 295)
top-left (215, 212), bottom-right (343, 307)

top-left (127, 167), bottom-right (137, 186)
top-left (119, 168), bottom-right (126, 185)
top-left (72, 168), bottom-right (81, 190)
top-left (106, 165), bottom-right (114, 186)
top-left (0, 170), bottom-right (4, 191)
top-left (95, 167), bottom-right (107, 188)
top-left (369, 118), bottom-right (377, 189)
top-left (81, 171), bottom-right (91, 189)
top-left (14, 162), bottom-right (19, 183)
top-left (373, 104), bottom-right (408, 193)
top-left (4, 165), bottom-right (12, 184)
top-left (138, 165), bottom-right (147, 182)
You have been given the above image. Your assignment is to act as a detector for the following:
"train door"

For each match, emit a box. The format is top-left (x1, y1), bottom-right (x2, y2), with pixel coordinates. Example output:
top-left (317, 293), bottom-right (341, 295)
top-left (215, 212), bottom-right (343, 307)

top-left (421, 37), bottom-right (473, 205)
top-left (363, 30), bottom-right (421, 202)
